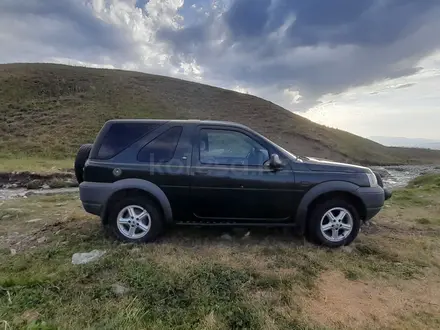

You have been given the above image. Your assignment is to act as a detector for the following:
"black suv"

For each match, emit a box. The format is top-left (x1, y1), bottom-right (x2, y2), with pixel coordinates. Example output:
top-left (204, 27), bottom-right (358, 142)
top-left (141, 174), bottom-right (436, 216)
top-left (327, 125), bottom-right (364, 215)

top-left (76, 119), bottom-right (391, 247)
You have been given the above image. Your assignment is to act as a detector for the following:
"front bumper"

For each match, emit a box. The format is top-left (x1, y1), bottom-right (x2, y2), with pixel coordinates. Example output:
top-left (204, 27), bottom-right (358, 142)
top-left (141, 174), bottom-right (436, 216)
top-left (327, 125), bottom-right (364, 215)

top-left (384, 188), bottom-right (392, 200)
top-left (357, 186), bottom-right (391, 221)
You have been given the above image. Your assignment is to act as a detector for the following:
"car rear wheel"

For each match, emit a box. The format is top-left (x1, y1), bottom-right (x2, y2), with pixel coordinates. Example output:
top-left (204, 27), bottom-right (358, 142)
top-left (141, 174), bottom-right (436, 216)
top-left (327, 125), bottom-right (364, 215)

top-left (108, 196), bottom-right (164, 243)
top-left (307, 199), bottom-right (360, 247)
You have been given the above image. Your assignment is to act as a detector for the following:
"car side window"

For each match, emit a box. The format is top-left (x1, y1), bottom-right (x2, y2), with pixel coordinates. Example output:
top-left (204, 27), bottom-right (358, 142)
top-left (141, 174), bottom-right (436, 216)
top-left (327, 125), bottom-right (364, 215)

top-left (97, 122), bottom-right (161, 160)
top-left (138, 127), bottom-right (183, 163)
top-left (199, 129), bottom-right (269, 166)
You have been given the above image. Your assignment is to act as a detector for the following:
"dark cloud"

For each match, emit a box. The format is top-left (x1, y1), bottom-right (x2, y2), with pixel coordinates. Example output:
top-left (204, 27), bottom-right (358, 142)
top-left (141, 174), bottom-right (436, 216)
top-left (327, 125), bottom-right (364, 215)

top-left (225, 0), bottom-right (272, 39)
top-left (160, 0), bottom-right (440, 110)
top-left (0, 0), bottom-right (134, 63)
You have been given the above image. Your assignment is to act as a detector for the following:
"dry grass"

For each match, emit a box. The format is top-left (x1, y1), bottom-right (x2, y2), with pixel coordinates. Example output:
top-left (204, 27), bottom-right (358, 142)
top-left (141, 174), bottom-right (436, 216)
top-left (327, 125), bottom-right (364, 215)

top-left (302, 270), bottom-right (440, 329)
top-left (1, 177), bottom-right (440, 329)
top-left (2, 63), bottom-right (440, 165)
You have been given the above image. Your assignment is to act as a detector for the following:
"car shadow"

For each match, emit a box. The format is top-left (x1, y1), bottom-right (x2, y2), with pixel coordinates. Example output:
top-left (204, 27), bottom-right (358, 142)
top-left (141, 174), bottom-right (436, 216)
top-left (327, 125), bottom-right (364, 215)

top-left (159, 225), bottom-right (308, 247)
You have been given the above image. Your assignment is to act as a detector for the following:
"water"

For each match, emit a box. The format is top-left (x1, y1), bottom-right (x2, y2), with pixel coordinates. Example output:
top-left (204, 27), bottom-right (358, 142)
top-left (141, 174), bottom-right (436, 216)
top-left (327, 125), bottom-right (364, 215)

top-left (0, 187), bottom-right (78, 200)
top-left (371, 165), bottom-right (440, 189)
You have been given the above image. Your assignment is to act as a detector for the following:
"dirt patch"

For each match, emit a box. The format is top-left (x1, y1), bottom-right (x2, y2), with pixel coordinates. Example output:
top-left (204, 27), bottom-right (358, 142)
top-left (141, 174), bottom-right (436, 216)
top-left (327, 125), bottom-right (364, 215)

top-left (0, 171), bottom-right (76, 189)
top-left (303, 271), bottom-right (440, 329)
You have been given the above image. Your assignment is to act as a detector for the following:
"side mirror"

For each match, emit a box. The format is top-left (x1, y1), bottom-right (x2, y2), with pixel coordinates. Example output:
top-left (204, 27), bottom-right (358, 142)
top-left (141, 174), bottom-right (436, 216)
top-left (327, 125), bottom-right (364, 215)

top-left (268, 153), bottom-right (283, 170)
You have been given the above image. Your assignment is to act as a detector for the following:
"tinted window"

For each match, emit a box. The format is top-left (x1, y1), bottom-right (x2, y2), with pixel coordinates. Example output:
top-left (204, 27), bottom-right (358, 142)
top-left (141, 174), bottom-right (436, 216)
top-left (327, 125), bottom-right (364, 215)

top-left (138, 127), bottom-right (183, 163)
top-left (199, 129), bottom-right (269, 166)
top-left (97, 123), bottom-right (160, 159)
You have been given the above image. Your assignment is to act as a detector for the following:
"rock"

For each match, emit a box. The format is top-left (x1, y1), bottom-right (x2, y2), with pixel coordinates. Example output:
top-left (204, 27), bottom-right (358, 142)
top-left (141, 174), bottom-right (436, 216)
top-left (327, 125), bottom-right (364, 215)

top-left (371, 167), bottom-right (390, 178)
top-left (72, 250), bottom-right (106, 265)
top-left (231, 228), bottom-right (248, 237)
top-left (26, 218), bottom-right (43, 223)
top-left (388, 167), bottom-right (406, 172)
top-left (220, 233), bottom-right (233, 241)
top-left (20, 310), bottom-right (40, 323)
top-left (26, 179), bottom-right (43, 189)
top-left (37, 236), bottom-right (47, 244)
top-left (341, 246), bottom-right (354, 253)
top-left (10, 248), bottom-right (17, 256)
top-left (111, 283), bottom-right (129, 296)
top-left (42, 184), bottom-right (50, 189)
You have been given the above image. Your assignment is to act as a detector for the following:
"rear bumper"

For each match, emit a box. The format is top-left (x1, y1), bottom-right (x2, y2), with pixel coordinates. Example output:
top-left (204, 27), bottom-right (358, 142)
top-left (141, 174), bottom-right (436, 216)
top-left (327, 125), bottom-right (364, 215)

top-left (357, 186), bottom-right (391, 221)
top-left (82, 202), bottom-right (102, 216)
top-left (79, 181), bottom-right (113, 216)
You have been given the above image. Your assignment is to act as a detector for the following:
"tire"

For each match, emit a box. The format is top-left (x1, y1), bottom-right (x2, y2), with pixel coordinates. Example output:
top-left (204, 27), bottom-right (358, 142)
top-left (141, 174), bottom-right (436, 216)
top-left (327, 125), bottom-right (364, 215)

top-left (307, 198), bottom-right (360, 247)
top-left (107, 196), bottom-right (164, 243)
top-left (74, 144), bottom-right (92, 184)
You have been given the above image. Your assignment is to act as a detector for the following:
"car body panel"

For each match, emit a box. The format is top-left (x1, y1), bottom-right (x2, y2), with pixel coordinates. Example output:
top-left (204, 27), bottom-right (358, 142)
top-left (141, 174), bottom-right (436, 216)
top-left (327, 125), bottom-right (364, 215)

top-left (79, 119), bottom-right (390, 228)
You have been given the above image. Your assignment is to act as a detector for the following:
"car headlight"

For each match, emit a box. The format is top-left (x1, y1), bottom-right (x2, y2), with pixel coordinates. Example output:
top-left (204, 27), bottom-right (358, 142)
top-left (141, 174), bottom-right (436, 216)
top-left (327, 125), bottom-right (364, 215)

top-left (366, 172), bottom-right (378, 187)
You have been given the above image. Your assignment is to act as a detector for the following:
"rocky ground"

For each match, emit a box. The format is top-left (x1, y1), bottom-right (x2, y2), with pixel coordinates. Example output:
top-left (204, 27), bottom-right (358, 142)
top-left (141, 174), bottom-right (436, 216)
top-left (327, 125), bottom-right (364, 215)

top-left (0, 171), bottom-right (77, 190)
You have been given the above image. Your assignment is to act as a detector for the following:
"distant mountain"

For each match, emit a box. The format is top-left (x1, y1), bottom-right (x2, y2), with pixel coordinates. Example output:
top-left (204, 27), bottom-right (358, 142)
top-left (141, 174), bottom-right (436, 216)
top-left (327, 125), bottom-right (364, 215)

top-left (370, 136), bottom-right (440, 150)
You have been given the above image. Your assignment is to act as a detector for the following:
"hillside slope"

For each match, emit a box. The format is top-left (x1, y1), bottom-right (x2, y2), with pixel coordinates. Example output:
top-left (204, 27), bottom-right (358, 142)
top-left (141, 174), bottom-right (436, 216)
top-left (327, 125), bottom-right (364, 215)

top-left (1, 63), bottom-right (440, 165)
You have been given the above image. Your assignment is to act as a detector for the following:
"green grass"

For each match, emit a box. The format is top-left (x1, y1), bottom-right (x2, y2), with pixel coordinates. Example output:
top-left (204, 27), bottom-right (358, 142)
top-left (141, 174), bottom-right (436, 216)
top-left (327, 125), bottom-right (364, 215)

top-left (407, 173), bottom-right (440, 189)
top-left (1, 181), bottom-right (440, 329)
top-left (388, 174), bottom-right (440, 207)
top-left (0, 157), bottom-right (73, 173)
top-left (1, 63), bottom-right (440, 165)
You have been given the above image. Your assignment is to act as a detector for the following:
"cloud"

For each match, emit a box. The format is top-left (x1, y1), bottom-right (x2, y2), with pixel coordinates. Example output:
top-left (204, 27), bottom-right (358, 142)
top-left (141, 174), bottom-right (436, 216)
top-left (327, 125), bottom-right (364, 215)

top-left (160, 0), bottom-right (440, 110)
top-left (395, 83), bottom-right (416, 89)
top-left (0, 0), bottom-right (440, 130)
top-left (301, 51), bottom-right (440, 139)
top-left (0, 0), bottom-right (136, 64)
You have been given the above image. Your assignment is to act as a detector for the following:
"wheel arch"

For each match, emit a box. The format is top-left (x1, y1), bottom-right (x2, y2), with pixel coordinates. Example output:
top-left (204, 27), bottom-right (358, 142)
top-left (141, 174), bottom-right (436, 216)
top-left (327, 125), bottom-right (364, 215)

top-left (295, 181), bottom-right (366, 234)
top-left (101, 179), bottom-right (173, 225)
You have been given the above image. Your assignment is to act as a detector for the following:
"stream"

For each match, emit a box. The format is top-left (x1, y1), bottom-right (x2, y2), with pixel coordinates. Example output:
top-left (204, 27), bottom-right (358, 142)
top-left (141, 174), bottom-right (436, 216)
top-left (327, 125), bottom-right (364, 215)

top-left (371, 165), bottom-right (440, 188)
top-left (1, 165), bottom-right (439, 201)
top-left (0, 187), bottom-right (79, 201)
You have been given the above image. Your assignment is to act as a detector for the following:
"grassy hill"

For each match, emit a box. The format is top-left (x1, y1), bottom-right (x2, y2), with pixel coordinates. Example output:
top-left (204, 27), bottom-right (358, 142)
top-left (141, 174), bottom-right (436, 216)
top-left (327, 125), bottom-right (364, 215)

top-left (1, 62), bottom-right (440, 166)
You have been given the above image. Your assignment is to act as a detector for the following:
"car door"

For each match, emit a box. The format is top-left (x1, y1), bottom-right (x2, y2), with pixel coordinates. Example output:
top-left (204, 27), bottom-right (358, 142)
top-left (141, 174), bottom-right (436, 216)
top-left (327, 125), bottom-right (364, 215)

top-left (134, 125), bottom-right (192, 221)
top-left (190, 126), bottom-right (297, 221)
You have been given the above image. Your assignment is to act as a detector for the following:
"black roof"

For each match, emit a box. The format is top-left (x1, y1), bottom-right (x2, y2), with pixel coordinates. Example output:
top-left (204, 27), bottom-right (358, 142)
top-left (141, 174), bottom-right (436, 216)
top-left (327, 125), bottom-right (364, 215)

top-left (105, 119), bottom-right (250, 130)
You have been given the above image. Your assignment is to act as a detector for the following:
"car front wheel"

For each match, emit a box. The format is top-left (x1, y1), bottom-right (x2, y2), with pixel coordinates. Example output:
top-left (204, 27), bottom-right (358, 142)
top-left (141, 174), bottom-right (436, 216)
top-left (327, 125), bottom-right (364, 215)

top-left (307, 199), bottom-right (360, 247)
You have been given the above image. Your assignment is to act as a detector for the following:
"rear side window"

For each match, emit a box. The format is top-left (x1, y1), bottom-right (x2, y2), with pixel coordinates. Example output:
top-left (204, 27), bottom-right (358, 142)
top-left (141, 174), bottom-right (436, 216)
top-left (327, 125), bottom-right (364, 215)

top-left (97, 123), bottom-right (160, 160)
top-left (137, 127), bottom-right (183, 163)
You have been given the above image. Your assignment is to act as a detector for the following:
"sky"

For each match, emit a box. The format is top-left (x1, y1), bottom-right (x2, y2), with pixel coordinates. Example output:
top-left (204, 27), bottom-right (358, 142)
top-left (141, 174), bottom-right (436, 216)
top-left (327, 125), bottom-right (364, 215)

top-left (1, 0), bottom-right (439, 140)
